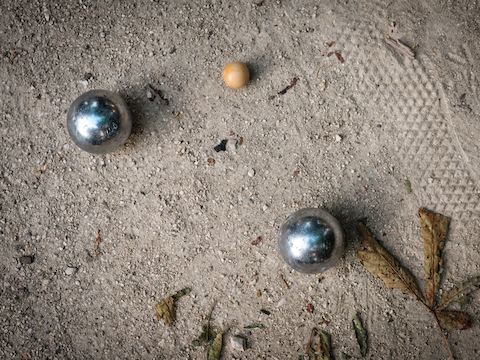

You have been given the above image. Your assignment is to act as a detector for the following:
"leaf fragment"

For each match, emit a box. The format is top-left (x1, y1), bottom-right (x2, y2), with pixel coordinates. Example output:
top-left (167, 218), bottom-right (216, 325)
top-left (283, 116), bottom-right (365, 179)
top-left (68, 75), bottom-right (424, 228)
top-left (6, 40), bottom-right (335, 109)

top-left (437, 275), bottom-right (480, 310)
top-left (155, 296), bottom-right (175, 326)
top-left (404, 179), bottom-right (412, 194)
top-left (207, 331), bottom-right (224, 360)
top-left (356, 222), bottom-right (424, 303)
top-left (419, 208), bottom-right (450, 308)
top-left (192, 324), bottom-right (217, 347)
top-left (436, 310), bottom-right (472, 331)
top-left (155, 287), bottom-right (191, 326)
top-left (352, 313), bottom-right (368, 357)
top-left (304, 328), bottom-right (333, 360)
top-left (172, 287), bottom-right (192, 301)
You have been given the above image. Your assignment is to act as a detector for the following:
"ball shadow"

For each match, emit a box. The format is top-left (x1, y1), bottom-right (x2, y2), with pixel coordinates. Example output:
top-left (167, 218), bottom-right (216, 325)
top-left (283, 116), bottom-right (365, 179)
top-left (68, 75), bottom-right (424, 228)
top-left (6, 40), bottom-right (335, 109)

top-left (119, 82), bottom-right (174, 151)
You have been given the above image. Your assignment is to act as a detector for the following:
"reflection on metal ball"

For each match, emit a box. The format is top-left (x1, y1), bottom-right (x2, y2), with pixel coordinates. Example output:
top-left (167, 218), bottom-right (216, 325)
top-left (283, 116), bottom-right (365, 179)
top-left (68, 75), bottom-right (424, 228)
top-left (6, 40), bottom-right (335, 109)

top-left (67, 89), bottom-right (132, 154)
top-left (279, 208), bottom-right (345, 274)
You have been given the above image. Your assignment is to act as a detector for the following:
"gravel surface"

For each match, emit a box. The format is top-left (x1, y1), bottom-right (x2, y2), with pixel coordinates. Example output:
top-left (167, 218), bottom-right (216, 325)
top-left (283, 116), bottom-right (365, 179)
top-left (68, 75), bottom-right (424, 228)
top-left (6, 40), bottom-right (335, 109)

top-left (1, 1), bottom-right (480, 359)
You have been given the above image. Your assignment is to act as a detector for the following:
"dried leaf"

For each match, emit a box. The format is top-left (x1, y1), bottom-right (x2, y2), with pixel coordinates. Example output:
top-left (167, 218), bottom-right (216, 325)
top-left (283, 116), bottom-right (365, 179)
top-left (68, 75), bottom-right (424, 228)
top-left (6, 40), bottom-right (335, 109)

top-left (192, 324), bottom-right (217, 347)
top-left (305, 328), bottom-right (333, 360)
top-left (172, 287), bottom-right (192, 301)
top-left (155, 288), bottom-right (191, 326)
top-left (437, 275), bottom-right (480, 310)
top-left (352, 313), bottom-right (368, 357)
top-left (436, 310), bottom-right (472, 331)
top-left (419, 208), bottom-right (450, 307)
top-left (357, 222), bottom-right (424, 303)
top-left (207, 331), bottom-right (224, 360)
top-left (155, 296), bottom-right (175, 326)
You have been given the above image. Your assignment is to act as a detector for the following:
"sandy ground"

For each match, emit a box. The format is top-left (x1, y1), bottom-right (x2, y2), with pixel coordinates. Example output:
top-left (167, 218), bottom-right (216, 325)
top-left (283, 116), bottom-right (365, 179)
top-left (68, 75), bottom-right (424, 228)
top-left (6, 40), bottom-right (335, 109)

top-left (1, 0), bottom-right (480, 359)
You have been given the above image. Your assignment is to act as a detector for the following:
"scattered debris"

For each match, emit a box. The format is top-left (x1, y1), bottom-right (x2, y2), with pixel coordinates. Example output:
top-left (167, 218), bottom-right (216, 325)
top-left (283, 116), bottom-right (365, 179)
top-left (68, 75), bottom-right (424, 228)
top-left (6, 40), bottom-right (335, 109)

top-left (83, 72), bottom-right (94, 81)
top-left (404, 179), bottom-right (412, 194)
top-left (357, 208), bottom-right (480, 360)
top-left (251, 236), bottom-right (263, 246)
top-left (155, 287), bottom-right (192, 326)
top-left (146, 84), bottom-right (169, 105)
top-left (214, 139), bottom-right (228, 152)
top-left (65, 266), bottom-right (78, 276)
top-left (94, 230), bottom-right (102, 256)
top-left (207, 331), bottom-right (224, 360)
top-left (35, 162), bottom-right (48, 177)
top-left (224, 132), bottom-right (244, 152)
top-left (327, 51), bottom-right (345, 63)
top-left (385, 36), bottom-right (415, 59)
top-left (19, 255), bottom-right (34, 265)
top-left (304, 328), bottom-right (333, 360)
top-left (244, 323), bottom-right (266, 330)
top-left (306, 303), bottom-right (314, 313)
top-left (247, 168), bottom-right (256, 177)
top-left (230, 335), bottom-right (247, 351)
top-left (256, 289), bottom-right (262, 297)
top-left (260, 309), bottom-right (271, 315)
top-left (278, 77), bottom-right (299, 95)
top-left (207, 157), bottom-right (216, 166)
top-left (352, 313), bottom-right (368, 357)
top-left (279, 272), bottom-right (290, 289)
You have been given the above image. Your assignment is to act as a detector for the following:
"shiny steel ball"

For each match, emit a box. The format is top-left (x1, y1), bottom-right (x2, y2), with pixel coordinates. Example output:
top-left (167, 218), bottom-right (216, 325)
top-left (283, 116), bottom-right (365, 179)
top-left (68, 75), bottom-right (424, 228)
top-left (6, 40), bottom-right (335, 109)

top-left (279, 208), bottom-right (345, 274)
top-left (67, 89), bottom-right (132, 154)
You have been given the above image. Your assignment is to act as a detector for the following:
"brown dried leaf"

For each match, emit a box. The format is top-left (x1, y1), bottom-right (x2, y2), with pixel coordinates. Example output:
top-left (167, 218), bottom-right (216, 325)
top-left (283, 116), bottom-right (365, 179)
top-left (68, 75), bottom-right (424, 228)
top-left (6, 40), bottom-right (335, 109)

top-left (437, 275), bottom-right (480, 311)
top-left (207, 331), bottom-right (224, 360)
top-left (436, 310), bottom-right (472, 331)
top-left (357, 222), bottom-right (424, 303)
top-left (419, 208), bottom-right (450, 308)
top-left (155, 296), bottom-right (175, 326)
top-left (155, 288), bottom-right (191, 326)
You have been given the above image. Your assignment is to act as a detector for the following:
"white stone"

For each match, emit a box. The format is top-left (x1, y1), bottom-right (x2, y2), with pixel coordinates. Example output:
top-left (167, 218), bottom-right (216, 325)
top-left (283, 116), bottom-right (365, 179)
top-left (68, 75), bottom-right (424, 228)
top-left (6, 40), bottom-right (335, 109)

top-left (230, 335), bottom-right (246, 351)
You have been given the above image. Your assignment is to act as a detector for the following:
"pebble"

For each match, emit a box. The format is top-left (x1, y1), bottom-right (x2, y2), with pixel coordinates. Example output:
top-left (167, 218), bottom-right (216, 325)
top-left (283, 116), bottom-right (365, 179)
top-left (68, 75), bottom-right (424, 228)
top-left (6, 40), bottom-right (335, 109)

top-left (247, 168), bottom-right (255, 177)
top-left (65, 266), bottom-right (78, 276)
top-left (230, 335), bottom-right (247, 351)
top-left (335, 134), bottom-right (342, 142)
top-left (19, 255), bottom-right (34, 265)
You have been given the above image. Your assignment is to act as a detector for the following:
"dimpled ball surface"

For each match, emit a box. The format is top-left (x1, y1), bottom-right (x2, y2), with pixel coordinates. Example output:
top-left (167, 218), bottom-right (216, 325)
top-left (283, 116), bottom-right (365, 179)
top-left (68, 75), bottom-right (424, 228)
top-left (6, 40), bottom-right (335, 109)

top-left (279, 208), bottom-right (345, 274)
top-left (67, 89), bottom-right (132, 154)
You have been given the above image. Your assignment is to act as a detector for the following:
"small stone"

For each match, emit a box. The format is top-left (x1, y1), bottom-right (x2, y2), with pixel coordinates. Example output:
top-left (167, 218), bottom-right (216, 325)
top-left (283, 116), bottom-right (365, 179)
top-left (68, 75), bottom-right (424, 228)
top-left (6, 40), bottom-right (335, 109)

top-left (146, 88), bottom-right (155, 101)
top-left (335, 134), bottom-right (342, 142)
top-left (83, 72), bottom-right (94, 81)
top-left (19, 255), bottom-right (34, 265)
top-left (65, 266), bottom-right (78, 276)
top-left (247, 168), bottom-right (255, 177)
top-left (226, 139), bottom-right (238, 152)
top-left (230, 335), bottom-right (247, 351)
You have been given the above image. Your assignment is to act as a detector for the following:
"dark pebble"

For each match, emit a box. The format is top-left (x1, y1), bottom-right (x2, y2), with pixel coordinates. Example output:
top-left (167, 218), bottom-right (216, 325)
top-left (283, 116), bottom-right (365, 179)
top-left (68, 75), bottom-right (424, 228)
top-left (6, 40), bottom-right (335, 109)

top-left (19, 255), bottom-right (34, 265)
